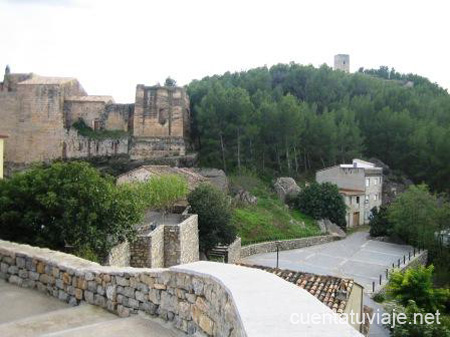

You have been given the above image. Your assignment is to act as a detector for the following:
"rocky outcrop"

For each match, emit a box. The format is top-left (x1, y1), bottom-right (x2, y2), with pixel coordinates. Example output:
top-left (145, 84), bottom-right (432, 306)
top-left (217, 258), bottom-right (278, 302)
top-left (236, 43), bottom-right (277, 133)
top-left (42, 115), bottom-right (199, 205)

top-left (233, 189), bottom-right (257, 206)
top-left (368, 158), bottom-right (413, 204)
top-left (273, 177), bottom-right (301, 203)
top-left (194, 168), bottom-right (229, 192)
top-left (317, 219), bottom-right (346, 238)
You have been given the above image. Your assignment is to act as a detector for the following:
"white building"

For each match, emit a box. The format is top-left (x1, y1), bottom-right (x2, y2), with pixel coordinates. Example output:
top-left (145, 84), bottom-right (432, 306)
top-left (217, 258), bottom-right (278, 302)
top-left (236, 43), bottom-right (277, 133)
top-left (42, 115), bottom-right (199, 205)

top-left (316, 159), bottom-right (383, 228)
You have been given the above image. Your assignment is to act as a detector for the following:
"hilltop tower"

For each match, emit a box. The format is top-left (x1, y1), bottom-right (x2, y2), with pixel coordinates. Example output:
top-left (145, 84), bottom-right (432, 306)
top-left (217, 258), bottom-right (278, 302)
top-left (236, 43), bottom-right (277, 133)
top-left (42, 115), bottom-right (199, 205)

top-left (334, 54), bottom-right (350, 73)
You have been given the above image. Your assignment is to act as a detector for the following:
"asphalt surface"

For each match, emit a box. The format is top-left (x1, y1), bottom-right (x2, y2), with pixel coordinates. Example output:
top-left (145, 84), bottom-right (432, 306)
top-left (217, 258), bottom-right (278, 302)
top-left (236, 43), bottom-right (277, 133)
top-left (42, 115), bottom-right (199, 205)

top-left (242, 231), bottom-right (415, 337)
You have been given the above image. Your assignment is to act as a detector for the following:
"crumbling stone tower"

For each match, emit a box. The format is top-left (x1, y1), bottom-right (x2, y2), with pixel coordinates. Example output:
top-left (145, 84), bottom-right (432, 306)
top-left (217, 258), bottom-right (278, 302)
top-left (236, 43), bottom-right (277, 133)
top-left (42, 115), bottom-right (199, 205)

top-left (334, 54), bottom-right (350, 73)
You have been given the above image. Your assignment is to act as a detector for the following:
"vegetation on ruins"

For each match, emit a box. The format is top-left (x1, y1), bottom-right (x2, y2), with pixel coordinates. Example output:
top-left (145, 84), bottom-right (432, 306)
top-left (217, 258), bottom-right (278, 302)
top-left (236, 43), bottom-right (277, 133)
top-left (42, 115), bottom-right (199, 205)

top-left (187, 184), bottom-right (235, 254)
top-left (230, 174), bottom-right (319, 245)
top-left (187, 63), bottom-right (450, 193)
top-left (295, 182), bottom-right (347, 229)
top-left (73, 119), bottom-right (129, 140)
top-left (0, 162), bottom-right (143, 261)
top-left (164, 77), bottom-right (177, 87)
top-left (130, 174), bottom-right (188, 214)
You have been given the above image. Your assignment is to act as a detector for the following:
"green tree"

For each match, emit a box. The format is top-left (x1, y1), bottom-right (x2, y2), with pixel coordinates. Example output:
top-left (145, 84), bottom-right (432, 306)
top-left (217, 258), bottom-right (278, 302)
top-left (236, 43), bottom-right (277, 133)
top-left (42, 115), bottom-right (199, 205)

top-left (386, 300), bottom-right (450, 337)
top-left (164, 77), bottom-right (177, 87)
top-left (296, 182), bottom-right (347, 228)
top-left (387, 265), bottom-right (450, 312)
top-left (369, 206), bottom-right (392, 237)
top-left (0, 162), bottom-right (143, 261)
top-left (187, 184), bottom-right (236, 254)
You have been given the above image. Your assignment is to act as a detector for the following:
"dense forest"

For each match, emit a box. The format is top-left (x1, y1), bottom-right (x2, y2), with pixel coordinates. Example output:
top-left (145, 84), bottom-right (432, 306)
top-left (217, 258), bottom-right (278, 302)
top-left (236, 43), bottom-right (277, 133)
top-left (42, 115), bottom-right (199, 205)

top-left (187, 63), bottom-right (450, 192)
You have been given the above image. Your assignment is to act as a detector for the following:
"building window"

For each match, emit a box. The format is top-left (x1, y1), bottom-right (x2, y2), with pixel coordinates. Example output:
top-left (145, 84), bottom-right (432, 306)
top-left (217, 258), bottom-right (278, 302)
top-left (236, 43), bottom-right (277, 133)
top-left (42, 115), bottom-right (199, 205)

top-left (374, 177), bottom-right (378, 185)
top-left (365, 195), bottom-right (369, 203)
top-left (366, 178), bottom-right (370, 187)
top-left (374, 194), bottom-right (378, 201)
top-left (356, 196), bottom-right (360, 204)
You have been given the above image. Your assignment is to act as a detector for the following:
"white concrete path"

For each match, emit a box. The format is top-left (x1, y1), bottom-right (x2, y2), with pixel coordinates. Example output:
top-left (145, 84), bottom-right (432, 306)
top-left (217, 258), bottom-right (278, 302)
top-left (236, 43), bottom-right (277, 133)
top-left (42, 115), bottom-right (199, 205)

top-left (173, 262), bottom-right (363, 337)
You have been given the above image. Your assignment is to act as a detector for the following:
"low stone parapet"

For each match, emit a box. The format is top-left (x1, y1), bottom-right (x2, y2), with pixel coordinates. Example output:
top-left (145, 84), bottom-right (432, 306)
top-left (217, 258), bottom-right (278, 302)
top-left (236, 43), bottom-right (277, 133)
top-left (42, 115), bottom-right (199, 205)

top-left (240, 235), bottom-right (338, 259)
top-left (0, 240), bottom-right (243, 336)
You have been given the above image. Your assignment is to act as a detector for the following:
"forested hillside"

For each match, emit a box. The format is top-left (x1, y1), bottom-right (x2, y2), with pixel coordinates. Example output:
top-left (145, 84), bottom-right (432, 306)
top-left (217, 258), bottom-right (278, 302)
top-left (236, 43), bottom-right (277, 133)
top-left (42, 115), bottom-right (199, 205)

top-left (187, 64), bottom-right (450, 192)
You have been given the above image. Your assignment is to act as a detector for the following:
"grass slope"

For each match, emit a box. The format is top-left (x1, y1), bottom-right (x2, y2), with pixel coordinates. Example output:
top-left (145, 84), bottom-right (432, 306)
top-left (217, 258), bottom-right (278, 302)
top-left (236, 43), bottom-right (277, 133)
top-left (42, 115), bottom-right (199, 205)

top-left (230, 175), bottom-right (321, 245)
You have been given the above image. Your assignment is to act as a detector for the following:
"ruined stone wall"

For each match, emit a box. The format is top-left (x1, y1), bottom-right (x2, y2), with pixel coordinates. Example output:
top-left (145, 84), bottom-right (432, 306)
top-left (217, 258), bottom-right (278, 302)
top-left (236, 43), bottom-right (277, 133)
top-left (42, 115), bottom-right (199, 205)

top-left (179, 215), bottom-right (200, 264)
top-left (0, 91), bottom-right (20, 165)
top-left (63, 128), bottom-right (128, 159)
top-left (103, 104), bottom-right (133, 131)
top-left (150, 225), bottom-right (165, 268)
top-left (130, 236), bottom-right (152, 268)
top-left (104, 241), bottom-right (131, 267)
top-left (130, 137), bottom-right (186, 160)
top-left (227, 238), bottom-right (242, 264)
top-left (0, 240), bottom-right (244, 336)
top-left (133, 85), bottom-right (189, 139)
top-left (164, 226), bottom-right (181, 268)
top-left (64, 100), bottom-right (106, 128)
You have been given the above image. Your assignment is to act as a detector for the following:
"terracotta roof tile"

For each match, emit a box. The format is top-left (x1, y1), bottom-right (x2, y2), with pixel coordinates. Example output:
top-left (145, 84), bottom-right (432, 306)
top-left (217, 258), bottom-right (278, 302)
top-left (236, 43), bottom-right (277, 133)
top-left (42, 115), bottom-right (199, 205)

top-left (240, 264), bottom-right (354, 314)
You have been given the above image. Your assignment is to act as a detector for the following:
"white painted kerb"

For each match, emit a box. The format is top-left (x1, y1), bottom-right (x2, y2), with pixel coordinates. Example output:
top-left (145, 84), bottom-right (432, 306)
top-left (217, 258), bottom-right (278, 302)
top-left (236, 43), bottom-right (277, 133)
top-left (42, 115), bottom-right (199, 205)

top-left (172, 262), bottom-right (363, 337)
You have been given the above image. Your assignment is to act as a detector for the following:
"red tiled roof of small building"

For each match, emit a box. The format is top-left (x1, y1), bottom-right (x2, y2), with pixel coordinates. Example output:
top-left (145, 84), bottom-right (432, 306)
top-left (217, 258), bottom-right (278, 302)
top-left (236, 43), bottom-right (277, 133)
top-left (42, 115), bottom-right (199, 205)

top-left (240, 264), bottom-right (354, 314)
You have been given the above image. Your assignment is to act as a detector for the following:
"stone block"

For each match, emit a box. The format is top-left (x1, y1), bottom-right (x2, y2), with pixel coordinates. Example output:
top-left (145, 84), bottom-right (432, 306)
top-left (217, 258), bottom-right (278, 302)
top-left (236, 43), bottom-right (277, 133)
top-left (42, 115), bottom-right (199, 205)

top-left (106, 285), bottom-right (117, 301)
top-left (18, 269), bottom-right (28, 278)
top-left (8, 265), bottom-right (18, 275)
top-left (9, 275), bottom-right (23, 286)
top-left (117, 305), bottom-right (130, 317)
top-left (84, 290), bottom-right (95, 304)
top-left (128, 298), bottom-right (140, 309)
top-left (75, 288), bottom-right (83, 300)
top-left (16, 257), bottom-right (26, 268)
top-left (94, 294), bottom-right (106, 307)
top-left (115, 276), bottom-right (129, 287)
top-left (36, 262), bottom-right (45, 274)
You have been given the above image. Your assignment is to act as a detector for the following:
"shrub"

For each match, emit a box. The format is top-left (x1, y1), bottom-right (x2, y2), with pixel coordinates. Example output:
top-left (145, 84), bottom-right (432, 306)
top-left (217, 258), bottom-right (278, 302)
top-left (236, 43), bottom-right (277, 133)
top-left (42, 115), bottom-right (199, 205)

top-left (296, 182), bottom-right (347, 228)
top-left (369, 206), bottom-right (392, 237)
top-left (0, 162), bottom-right (143, 261)
top-left (187, 184), bottom-right (236, 254)
top-left (387, 265), bottom-right (450, 312)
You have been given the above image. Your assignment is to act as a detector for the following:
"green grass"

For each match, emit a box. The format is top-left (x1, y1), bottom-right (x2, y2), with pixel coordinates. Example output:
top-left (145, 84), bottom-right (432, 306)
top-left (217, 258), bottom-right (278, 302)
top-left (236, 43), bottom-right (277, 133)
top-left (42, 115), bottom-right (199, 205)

top-left (230, 174), bottom-right (321, 245)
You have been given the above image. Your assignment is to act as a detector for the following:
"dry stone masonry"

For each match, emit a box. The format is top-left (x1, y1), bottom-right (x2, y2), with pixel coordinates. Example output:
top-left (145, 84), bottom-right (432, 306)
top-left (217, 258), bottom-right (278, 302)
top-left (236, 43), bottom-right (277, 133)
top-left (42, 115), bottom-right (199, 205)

top-left (0, 240), bottom-right (244, 336)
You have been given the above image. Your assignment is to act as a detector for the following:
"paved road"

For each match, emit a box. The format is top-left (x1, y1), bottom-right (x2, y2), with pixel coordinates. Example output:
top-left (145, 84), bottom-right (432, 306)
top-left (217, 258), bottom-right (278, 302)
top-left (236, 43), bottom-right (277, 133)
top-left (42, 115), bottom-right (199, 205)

top-left (243, 231), bottom-right (413, 292)
top-left (242, 231), bottom-right (414, 337)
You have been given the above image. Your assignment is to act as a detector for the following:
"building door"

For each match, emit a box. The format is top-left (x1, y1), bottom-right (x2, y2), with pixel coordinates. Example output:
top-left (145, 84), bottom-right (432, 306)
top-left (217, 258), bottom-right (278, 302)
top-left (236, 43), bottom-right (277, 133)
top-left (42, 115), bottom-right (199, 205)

top-left (353, 212), bottom-right (360, 227)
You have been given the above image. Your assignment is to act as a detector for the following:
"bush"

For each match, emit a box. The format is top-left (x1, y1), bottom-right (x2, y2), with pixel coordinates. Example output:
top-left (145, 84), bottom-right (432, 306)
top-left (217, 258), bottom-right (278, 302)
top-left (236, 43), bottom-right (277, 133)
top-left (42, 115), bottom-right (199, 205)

top-left (295, 182), bottom-right (346, 228)
top-left (187, 184), bottom-right (236, 254)
top-left (386, 300), bottom-right (450, 337)
top-left (0, 162), bottom-right (143, 261)
top-left (387, 265), bottom-right (450, 312)
top-left (369, 206), bottom-right (392, 237)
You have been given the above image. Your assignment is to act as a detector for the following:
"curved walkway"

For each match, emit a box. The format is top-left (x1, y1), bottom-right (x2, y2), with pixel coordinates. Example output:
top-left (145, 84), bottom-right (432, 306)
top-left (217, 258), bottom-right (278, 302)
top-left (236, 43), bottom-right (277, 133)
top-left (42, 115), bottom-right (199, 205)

top-left (174, 262), bottom-right (363, 337)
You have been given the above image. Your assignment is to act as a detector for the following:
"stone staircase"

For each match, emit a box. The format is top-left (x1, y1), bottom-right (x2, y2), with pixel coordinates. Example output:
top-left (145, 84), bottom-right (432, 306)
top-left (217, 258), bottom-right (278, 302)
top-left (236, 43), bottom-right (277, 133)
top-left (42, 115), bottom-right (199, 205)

top-left (0, 279), bottom-right (182, 337)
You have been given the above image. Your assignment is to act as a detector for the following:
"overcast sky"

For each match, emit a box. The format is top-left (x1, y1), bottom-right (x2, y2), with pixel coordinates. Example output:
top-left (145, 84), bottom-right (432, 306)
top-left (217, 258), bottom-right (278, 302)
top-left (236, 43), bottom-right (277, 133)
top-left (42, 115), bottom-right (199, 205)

top-left (0, 0), bottom-right (448, 102)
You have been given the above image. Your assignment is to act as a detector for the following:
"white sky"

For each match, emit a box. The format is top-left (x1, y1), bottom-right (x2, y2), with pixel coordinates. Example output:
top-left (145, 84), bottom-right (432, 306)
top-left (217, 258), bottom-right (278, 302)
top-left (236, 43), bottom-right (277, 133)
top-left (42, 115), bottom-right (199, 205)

top-left (0, 0), bottom-right (449, 103)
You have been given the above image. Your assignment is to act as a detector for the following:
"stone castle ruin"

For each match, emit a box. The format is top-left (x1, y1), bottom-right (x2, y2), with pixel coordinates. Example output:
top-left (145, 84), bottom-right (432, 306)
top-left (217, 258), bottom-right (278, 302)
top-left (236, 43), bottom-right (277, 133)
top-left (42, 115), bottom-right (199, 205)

top-left (0, 66), bottom-right (191, 173)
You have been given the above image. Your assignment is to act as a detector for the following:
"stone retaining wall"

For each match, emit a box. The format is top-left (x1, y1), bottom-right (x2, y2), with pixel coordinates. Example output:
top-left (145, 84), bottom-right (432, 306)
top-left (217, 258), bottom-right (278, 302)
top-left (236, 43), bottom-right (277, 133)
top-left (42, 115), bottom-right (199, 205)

top-left (227, 238), bottom-right (241, 264)
top-left (0, 240), bottom-right (244, 336)
top-left (239, 235), bottom-right (338, 259)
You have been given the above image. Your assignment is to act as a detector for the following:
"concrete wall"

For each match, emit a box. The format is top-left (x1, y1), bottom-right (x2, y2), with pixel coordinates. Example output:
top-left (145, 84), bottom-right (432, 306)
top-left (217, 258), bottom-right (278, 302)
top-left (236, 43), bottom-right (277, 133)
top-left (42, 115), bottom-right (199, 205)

top-left (344, 282), bottom-right (364, 332)
top-left (0, 240), bottom-right (244, 337)
top-left (240, 235), bottom-right (338, 259)
top-left (316, 166), bottom-right (365, 191)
